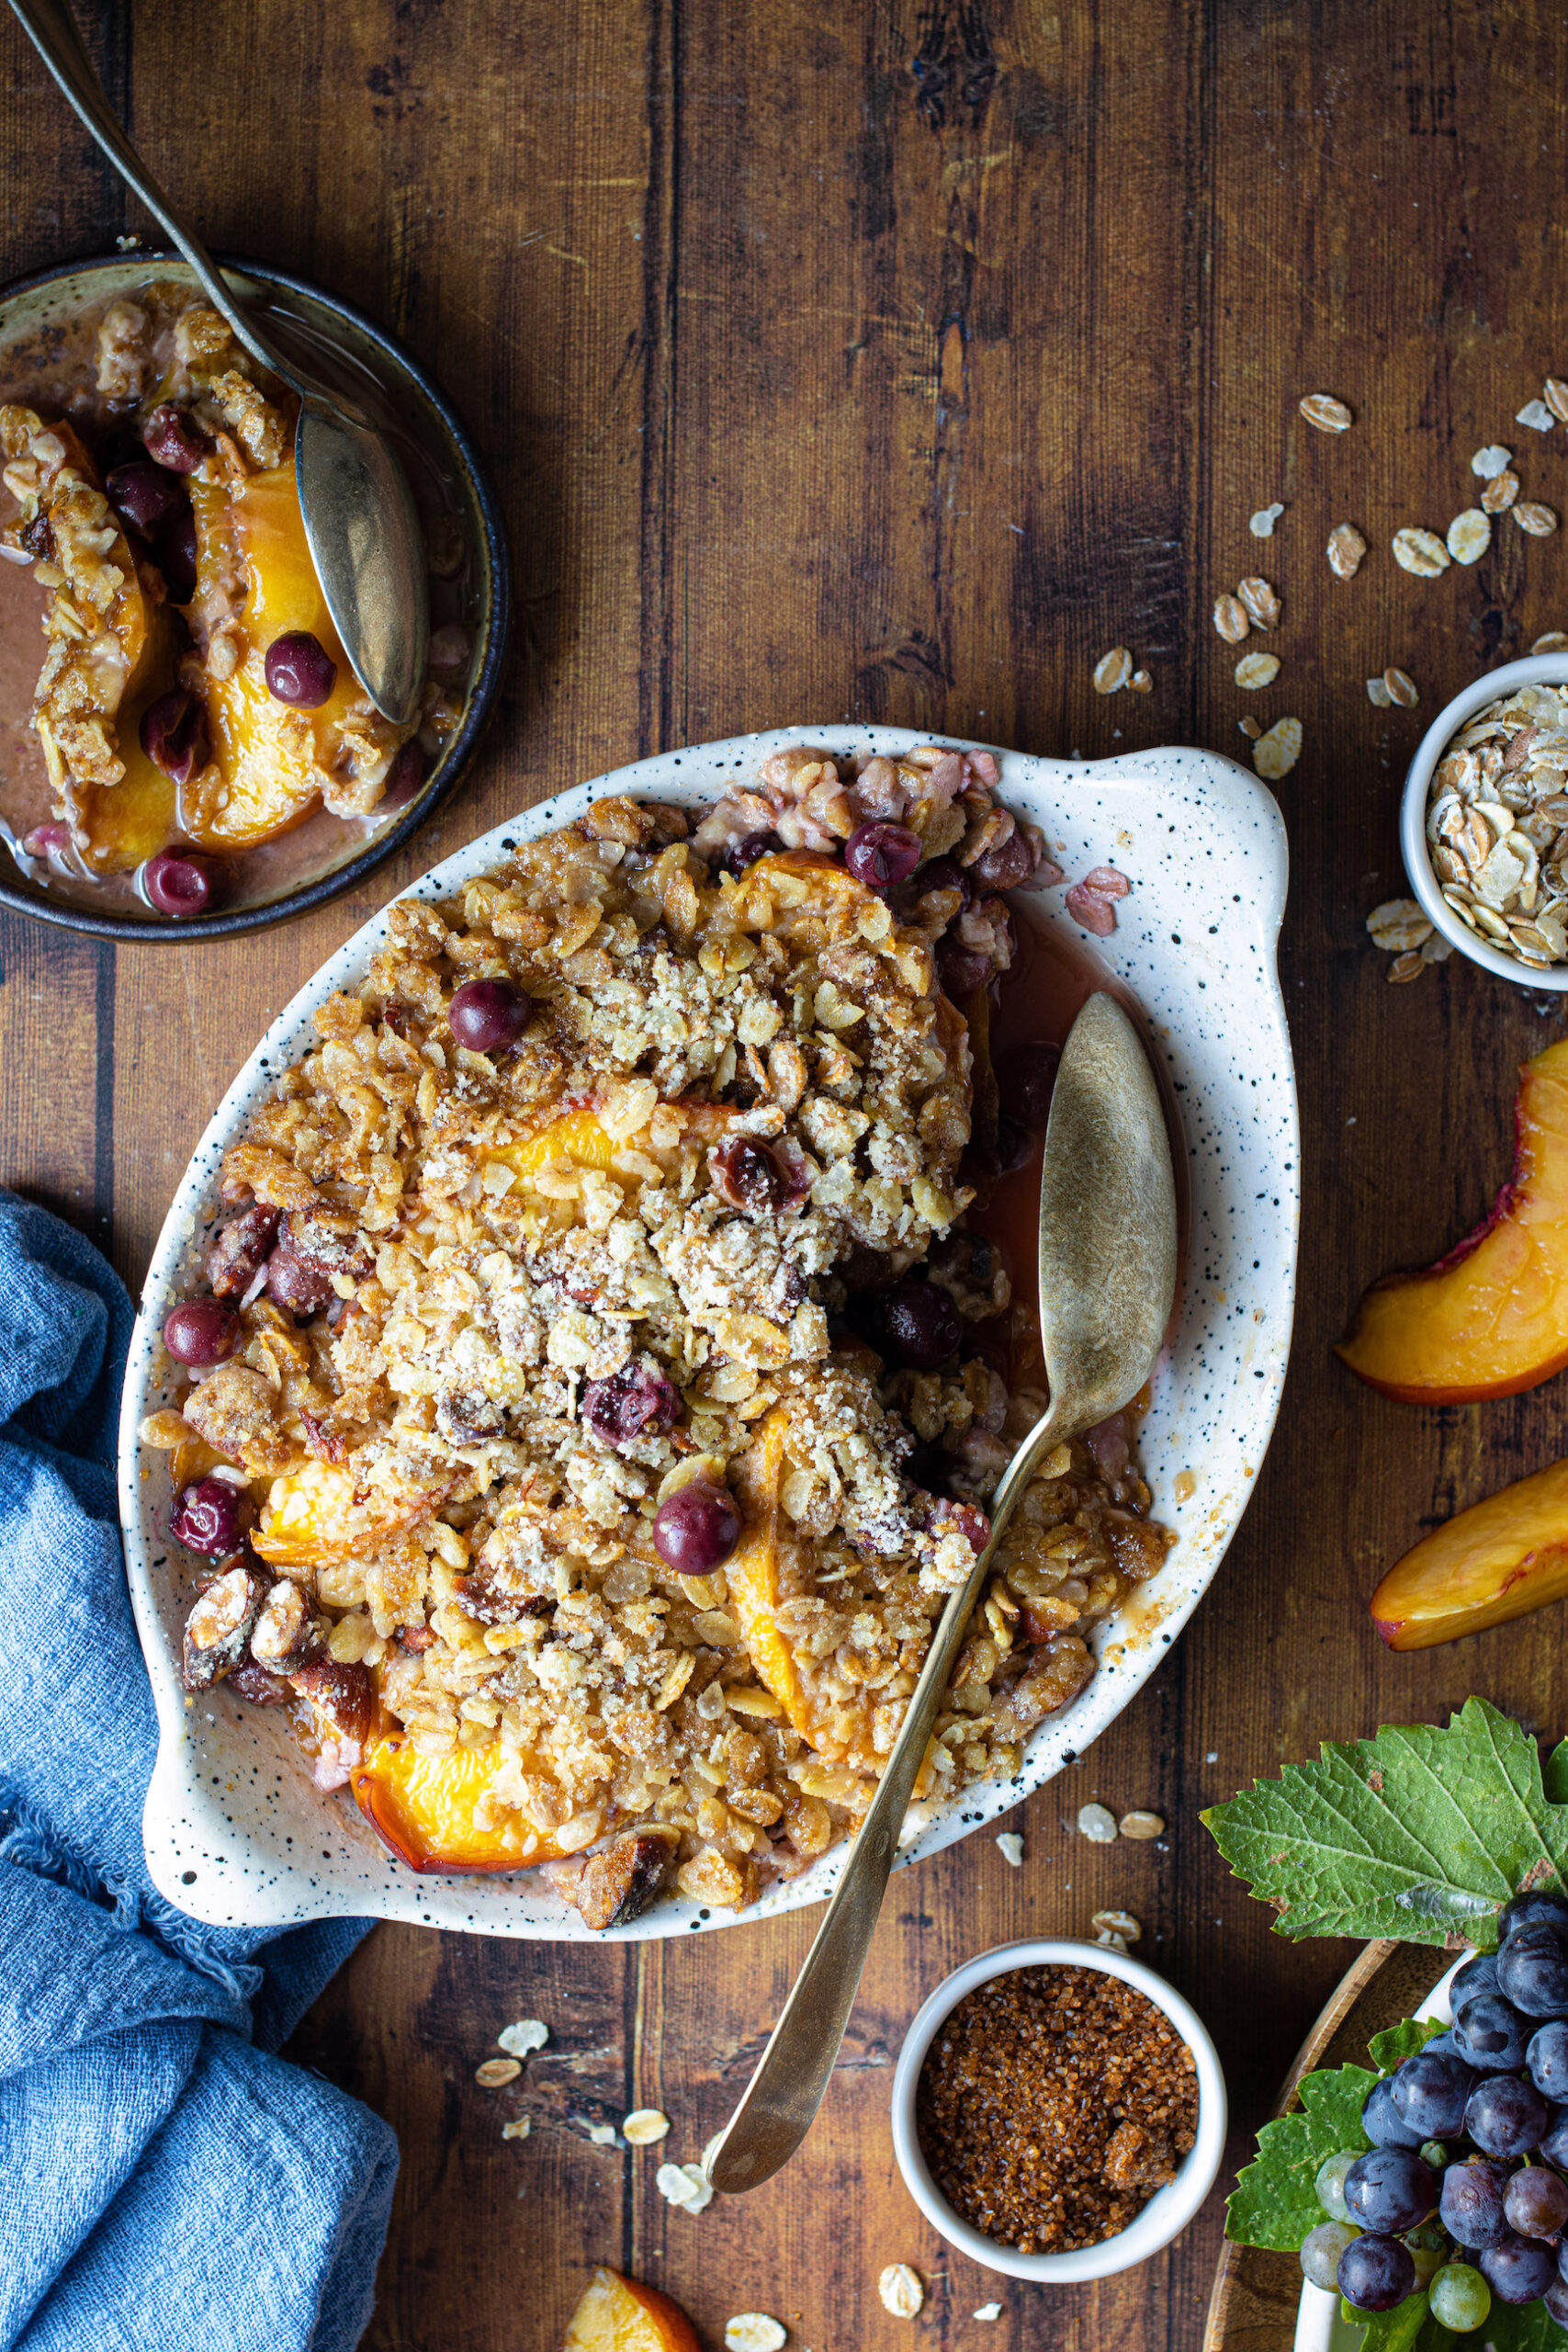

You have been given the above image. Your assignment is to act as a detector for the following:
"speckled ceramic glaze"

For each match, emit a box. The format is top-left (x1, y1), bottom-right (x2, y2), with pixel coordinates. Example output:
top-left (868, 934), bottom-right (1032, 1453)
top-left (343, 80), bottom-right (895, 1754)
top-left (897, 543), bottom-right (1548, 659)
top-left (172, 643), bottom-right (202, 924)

top-left (119, 725), bottom-right (1296, 1940)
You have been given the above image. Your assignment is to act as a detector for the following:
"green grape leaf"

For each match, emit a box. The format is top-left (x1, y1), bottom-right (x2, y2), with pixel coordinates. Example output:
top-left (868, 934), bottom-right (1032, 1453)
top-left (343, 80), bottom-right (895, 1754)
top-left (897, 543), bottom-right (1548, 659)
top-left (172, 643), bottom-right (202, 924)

top-left (1339, 2290), bottom-right (1439, 2352)
top-left (1201, 1699), bottom-right (1568, 1949)
top-left (1346, 2295), bottom-right (1562, 2352)
top-left (1368, 2017), bottom-right (1447, 2072)
top-left (1226, 2063), bottom-right (1374, 2249)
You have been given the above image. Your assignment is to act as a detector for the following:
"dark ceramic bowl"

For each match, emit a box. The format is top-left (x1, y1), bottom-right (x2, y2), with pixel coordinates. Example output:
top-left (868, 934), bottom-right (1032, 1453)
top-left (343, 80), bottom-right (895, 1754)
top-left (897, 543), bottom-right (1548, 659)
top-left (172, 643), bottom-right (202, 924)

top-left (0, 249), bottom-right (509, 940)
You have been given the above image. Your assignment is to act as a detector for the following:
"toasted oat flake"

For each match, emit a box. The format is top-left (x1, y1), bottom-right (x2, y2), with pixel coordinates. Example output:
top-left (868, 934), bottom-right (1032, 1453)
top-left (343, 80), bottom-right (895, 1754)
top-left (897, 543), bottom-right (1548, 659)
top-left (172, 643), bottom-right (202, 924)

top-left (1366, 677), bottom-right (1393, 707)
top-left (1091, 1908), bottom-right (1143, 1943)
top-left (1532, 631), bottom-right (1568, 653)
top-left (1483, 470), bottom-right (1520, 514)
top-left (1546, 379), bottom-right (1568, 424)
top-left (499, 2019), bottom-right (549, 2058)
top-left (1249, 503), bottom-right (1285, 537)
top-left (623, 2108), bottom-right (671, 2145)
top-left (588, 2122), bottom-right (618, 2146)
top-left (1387, 951), bottom-right (1426, 984)
top-left (1393, 527), bottom-right (1450, 577)
top-left (1213, 593), bottom-right (1249, 643)
top-left (1120, 1810), bottom-right (1166, 1839)
top-left (1367, 899), bottom-right (1433, 953)
top-left (657, 2161), bottom-right (715, 2213)
top-left (879, 2265), bottom-right (925, 2320)
top-left (1517, 398), bottom-right (1556, 432)
top-left (1077, 1803), bottom-right (1118, 1842)
top-left (996, 1831), bottom-right (1024, 1867)
top-left (477, 2058), bottom-right (522, 2087)
top-left (1093, 646), bottom-right (1133, 695)
top-left (1516, 502), bottom-right (1559, 537)
top-left (1448, 509), bottom-right (1492, 565)
top-left (726, 2317), bottom-right (787, 2352)
top-left (1383, 668), bottom-right (1419, 708)
top-left (1237, 575), bottom-right (1280, 629)
top-left (1326, 522), bottom-right (1367, 580)
top-left (975, 2308), bottom-right (1003, 2324)
top-left (1129, 668), bottom-right (1153, 694)
top-left (502, 2117), bottom-right (532, 2141)
top-left (1239, 715), bottom-right (1262, 739)
top-left (1472, 445), bottom-right (1513, 479)
top-left (1253, 717), bottom-right (1303, 780)
top-left (1300, 392), bottom-right (1353, 432)
top-left (1235, 653), bottom-right (1280, 689)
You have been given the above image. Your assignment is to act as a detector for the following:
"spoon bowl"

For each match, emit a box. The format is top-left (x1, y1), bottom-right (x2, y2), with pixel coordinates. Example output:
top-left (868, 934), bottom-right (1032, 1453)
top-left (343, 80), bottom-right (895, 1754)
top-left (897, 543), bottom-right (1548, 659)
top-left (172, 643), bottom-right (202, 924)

top-left (707, 989), bottom-right (1179, 2193)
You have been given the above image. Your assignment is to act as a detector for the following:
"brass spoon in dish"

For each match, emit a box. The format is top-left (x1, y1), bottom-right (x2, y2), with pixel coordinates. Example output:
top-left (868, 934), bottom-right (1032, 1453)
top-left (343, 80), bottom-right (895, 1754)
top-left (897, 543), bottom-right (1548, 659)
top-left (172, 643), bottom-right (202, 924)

top-left (708, 989), bottom-right (1179, 2193)
top-left (8, 0), bottom-right (428, 724)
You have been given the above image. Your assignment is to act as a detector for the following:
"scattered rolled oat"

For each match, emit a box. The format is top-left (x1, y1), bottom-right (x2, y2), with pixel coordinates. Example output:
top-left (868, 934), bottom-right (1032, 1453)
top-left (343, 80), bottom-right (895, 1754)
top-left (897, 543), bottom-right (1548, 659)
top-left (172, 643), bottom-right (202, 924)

top-left (588, 2122), bottom-right (619, 2146)
top-left (1326, 521), bottom-right (1367, 580)
top-left (1235, 651), bottom-right (1280, 689)
top-left (1213, 592), bottom-right (1249, 643)
top-left (1367, 676), bottom-right (1393, 707)
top-left (1119, 1809), bottom-right (1166, 1839)
top-left (1392, 527), bottom-right (1451, 577)
top-left (996, 1831), bottom-right (1024, 1867)
top-left (1472, 444), bottom-right (1513, 478)
top-left (1237, 575), bottom-right (1281, 629)
top-left (476, 2058), bottom-right (522, 2088)
top-left (1249, 503), bottom-right (1285, 536)
top-left (1253, 716), bottom-right (1303, 780)
top-left (1239, 715), bottom-right (1262, 739)
top-left (656, 2161), bottom-right (715, 2213)
top-left (1483, 469), bottom-right (1520, 514)
top-left (1447, 508), bottom-right (1492, 565)
top-left (1129, 668), bottom-right (1153, 694)
top-left (623, 2108), bottom-right (671, 2145)
top-left (1366, 899), bottom-right (1433, 954)
top-left (1093, 646), bottom-right (1134, 695)
top-left (1092, 1908), bottom-right (1143, 1943)
top-left (1300, 392), bottom-right (1353, 432)
top-left (1383, 667), bottom-right (1419, 707)
top-left (1517, 397), bottom-right (1556, 432)
top-left (1545, 380), bottom-right (1568, 424)
top-left (1077, 1802), bottom-right (1117, 1842)
top-left (975, 2307), bottom-right (1003, 2323)
top-left (1534, 631), bottom-right (1568, 653)
top-left (878, 2265), bottom-right (925, 2320)
top-left (1387, 952), bottom-right (1425, 984)
top-left (499, 2019), bottom-right (549, 2058)
top-left (502, 2117), bottom-right (532, 2141)
top-left (1516, 502), bottom-right (1559, 537)
top-left (725, 2317), bottom-right (787, 2352)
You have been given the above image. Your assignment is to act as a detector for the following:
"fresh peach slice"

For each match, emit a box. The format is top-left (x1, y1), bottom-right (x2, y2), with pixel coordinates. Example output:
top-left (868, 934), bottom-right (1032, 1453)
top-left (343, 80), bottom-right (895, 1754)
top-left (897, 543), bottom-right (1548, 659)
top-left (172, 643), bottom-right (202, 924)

top-left (182, 462), bottom-right (362, 850)
top-left (351, 1732), bottom-right (589, 1874)
top-left (1371, 1456), bottom-right (1568, 1649)
top-left (1338, 1038), bottom-right (1568, 1402)
top-left (562, 2267), bottom-right (700, 2352)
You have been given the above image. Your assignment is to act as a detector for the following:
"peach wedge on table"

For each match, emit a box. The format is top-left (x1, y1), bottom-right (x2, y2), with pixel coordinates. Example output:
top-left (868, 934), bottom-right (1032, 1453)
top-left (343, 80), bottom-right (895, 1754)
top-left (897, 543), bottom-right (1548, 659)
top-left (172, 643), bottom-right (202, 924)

top-left (1337, 1037), bottom-right (1568, 1402)
top-left (1371, 1456), bottom-right (1568, 1649)
top-left (562, 2269), bottom-right (699, 2352)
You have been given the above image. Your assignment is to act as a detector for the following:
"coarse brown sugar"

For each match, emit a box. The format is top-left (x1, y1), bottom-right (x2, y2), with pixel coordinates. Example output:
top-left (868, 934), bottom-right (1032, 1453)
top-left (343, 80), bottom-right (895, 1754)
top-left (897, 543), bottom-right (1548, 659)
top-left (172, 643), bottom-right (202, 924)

top-left (915, 1962), bottom-right (1198, 2253)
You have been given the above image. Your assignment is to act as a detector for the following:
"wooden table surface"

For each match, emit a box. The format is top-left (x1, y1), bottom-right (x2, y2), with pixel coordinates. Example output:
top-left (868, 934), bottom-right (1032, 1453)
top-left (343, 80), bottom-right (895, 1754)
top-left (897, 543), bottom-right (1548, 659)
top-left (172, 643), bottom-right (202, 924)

top-left (6, 3), bottom-right (1568, 2345)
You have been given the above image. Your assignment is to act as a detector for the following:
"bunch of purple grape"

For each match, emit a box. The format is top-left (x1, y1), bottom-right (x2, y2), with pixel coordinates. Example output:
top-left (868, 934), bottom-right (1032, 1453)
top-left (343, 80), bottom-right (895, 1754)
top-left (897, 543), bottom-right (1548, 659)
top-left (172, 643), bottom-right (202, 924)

top-left (1299, 1893), bottom-right (1568, 2333)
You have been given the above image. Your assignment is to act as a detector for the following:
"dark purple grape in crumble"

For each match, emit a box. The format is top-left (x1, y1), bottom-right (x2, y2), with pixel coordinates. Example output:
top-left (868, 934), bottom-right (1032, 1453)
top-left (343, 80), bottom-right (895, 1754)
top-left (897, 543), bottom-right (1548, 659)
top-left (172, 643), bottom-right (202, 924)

top-left (710, 1135), bottom-right (783, 1213)
top-left (843, 821), bottom-right (921, 893)
top-left (583, 1363), bottom-right (680, 1451)
top-left (1440, 2157), bottom-right (1510, 2248)
top-left (106, 459), bottom-right (186, 538)
top-left (265, 630), bottom-right (338, 708)
top-left (449, 978), bottom-right (531, 1052)
top-left (157, 502), bottom-right (198, 600)
top-left (1342, 2147), bottom-right (1437, 2234)
top-left (653, 1480), bottom-right (740, 1575)
top-left (1361, 2074), bottom-right (1427, 2150)
top-left (1465, 2071), bottom-right (1548, 2159)
top-left (1480, 2234), bottom-right (1560, 2304)
top-left (1337, 2234), bottom-right (1416, 2312)
top-left (870, 1275), bottom-right (963, 1373)
top-left (1391, 2051), bottom-right (1475, 2139)
top-left (713, 830), bottom-right (780, 878)
top-left (141, 403), bottom-right (207, 472)
top-left (142, 849), bottom-right (216, 919)
top-left (169, 1477), bottom-right (241, 1555)
top-left (141, 689), bottom-right (210, 787)
top-left (1454, 1993), bottom-right (1530, 2074)
top-left (998, 1040), bottom-right (1063, 1134)
top-left (163, 1298), bottom-right (239, 1366)
top-left (380, 739), bottom-right (426, 809)
top-left (914, 855), bottom-right (971, 905)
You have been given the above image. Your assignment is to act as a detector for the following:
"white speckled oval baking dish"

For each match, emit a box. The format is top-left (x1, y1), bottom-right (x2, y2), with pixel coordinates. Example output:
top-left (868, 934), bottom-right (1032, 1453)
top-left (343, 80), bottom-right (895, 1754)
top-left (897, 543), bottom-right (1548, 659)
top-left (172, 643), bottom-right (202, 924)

top-left (118, 726), bottom-right (1297, 1941)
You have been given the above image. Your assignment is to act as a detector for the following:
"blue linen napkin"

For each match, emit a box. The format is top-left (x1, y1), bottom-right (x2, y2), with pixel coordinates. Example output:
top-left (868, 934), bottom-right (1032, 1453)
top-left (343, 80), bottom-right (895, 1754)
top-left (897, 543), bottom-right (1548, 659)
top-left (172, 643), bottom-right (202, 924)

top-left (0, 1191), bottom-right (398, 2352)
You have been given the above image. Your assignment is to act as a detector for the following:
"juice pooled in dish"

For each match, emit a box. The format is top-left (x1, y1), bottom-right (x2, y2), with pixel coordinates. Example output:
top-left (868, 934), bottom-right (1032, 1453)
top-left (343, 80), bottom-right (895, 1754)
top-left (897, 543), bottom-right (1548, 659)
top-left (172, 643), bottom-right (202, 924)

top-left (144, 744), bottom-right (1171, 1929)
top-left (0, 286), bottom-right (462, 917)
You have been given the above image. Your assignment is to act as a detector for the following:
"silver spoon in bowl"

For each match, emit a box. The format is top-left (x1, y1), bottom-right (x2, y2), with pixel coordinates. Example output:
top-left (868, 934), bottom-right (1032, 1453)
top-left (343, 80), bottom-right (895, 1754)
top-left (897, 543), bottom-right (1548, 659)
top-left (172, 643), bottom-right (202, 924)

top-left (8, 0), bottom-right (428, 724)
top-left (708, 989), bottom-right (1179, 2193)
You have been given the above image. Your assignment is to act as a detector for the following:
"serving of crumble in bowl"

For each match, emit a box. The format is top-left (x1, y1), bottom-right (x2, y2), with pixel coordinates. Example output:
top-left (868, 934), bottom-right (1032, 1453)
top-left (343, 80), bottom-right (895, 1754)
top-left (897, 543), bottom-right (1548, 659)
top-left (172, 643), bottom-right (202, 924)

top-left (119, 725), bottom-right (1296, 1940)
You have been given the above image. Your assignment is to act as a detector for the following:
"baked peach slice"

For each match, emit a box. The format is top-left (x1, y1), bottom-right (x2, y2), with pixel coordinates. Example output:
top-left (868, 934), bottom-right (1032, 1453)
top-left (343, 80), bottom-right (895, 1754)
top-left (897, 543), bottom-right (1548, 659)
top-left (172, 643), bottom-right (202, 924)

top-left (351, 1732), bottom-right (596, 1874)
top-left (1338, 1038), bottom-right (1568, 1402)
top-left (562, 2268), bottom-right (700, 2352)
top-left (1371, 1456), bottom-right (1568, 1649)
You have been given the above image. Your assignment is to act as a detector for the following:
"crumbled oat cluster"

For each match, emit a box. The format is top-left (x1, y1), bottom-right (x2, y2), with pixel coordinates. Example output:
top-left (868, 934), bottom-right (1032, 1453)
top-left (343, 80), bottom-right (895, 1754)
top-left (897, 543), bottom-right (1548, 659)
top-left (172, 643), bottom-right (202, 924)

top-left (150, 751), bottom-right (1169, 1927)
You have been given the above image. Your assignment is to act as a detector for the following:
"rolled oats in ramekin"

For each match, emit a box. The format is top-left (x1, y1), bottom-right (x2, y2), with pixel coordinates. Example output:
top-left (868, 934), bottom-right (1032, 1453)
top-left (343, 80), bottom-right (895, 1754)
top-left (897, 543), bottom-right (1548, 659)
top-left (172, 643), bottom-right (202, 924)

top-left (1425, 682), bottom-right (1568, 968)
top-left (143, 744), bottom-right (1169, 1930)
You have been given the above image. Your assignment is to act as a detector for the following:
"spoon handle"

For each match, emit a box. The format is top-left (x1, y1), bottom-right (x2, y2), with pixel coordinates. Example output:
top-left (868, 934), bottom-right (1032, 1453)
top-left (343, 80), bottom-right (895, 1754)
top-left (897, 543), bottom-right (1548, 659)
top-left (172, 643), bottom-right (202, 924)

top-left (705, 1400), bottom-right (1072, 2194)
top-left (7, 0), bottom-right (286, 379)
